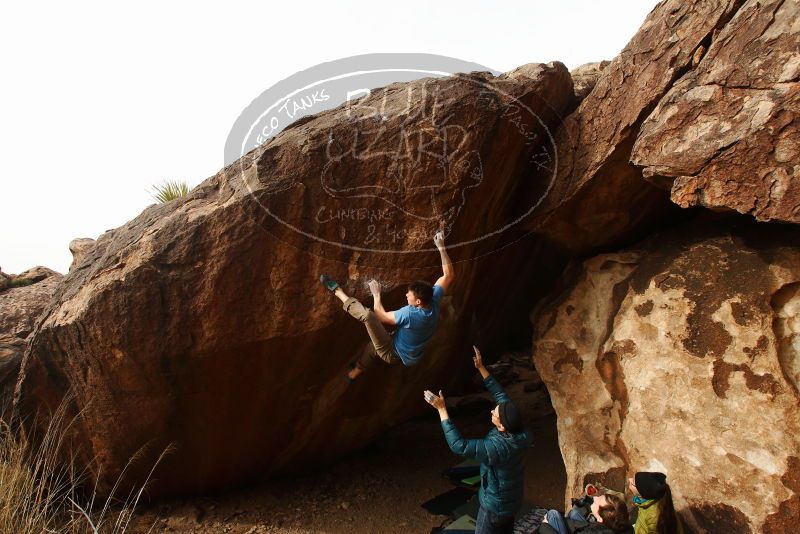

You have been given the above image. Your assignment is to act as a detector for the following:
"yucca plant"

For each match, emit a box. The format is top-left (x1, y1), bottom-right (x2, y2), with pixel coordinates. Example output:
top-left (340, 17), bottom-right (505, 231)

top-left (149, 180), bottom-right (190, 203)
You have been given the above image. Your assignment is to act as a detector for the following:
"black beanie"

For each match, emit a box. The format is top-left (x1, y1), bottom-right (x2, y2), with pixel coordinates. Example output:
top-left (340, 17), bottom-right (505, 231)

top-left (499, 402), bottom-right (523, 434)
top-left (635, 471), bottom-right (667, 500)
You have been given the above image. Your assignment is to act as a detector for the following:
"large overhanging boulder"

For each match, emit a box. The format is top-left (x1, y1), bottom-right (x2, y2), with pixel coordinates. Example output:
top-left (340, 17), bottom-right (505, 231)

top-left (632, 0), bottom-right (800, 223)
top-left (532, 221), bottom-right (800, 533)
top-left (460, 1), bottom-right (757, 357)
top-left (15, 63), bottom-right (573, 497)
top-left (525, 2), bottom-right (800, 531)
top-left (525, 0), bottom-right (747, 253)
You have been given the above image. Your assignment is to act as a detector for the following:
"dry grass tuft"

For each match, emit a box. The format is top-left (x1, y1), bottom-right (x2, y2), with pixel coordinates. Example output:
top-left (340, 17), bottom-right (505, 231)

top-left (0, 398), bottom-right (170, 533)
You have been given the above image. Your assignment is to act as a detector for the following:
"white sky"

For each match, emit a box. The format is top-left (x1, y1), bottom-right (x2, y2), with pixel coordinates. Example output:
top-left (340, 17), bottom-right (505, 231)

top-left (0, 0), bottom-right (660, 274)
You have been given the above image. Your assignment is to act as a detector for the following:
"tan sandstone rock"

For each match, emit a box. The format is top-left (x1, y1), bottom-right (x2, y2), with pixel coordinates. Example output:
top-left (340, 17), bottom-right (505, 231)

top-left (527, 0), bottom-right (746, 253)
top-left (632, 0), bottom-right (800, 223)
top-left (532, 222), bottom-right (800, 533)
top-left (15, 64), bottom-right (574, 497)
top-left (0, 269), bottom-right (10, 292)
top-left (15, 266), bottom-right (60, 285)
top-left (0, 273), bottom-right (62, 403)
top-left (569, 61), bottom-right (610, 104)
top-left (68, 237), bottom-right (96, 271)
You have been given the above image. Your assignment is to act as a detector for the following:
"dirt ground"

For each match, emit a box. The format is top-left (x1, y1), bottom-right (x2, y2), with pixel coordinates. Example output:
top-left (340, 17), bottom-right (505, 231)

top-left (128, 361), bottom-right (566, 534)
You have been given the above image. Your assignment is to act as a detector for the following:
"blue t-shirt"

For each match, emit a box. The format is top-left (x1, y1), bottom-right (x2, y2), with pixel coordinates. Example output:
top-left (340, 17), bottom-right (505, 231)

top-left (392, 284), bottom-right (444, 366)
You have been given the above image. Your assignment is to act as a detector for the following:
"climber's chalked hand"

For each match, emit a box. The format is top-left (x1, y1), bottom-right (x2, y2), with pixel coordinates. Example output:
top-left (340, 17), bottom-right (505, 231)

top-left (367, 279), bottom-right (381, 297)
top-left (433, 231), bottom-right (445, 249)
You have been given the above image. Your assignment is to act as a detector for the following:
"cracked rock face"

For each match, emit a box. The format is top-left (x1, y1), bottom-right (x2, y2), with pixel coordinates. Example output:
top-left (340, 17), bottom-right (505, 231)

top-left (632, 0), bottom-right (800, 223)
top-left (528, 0), bottom-right (745, 252)
top-left (533, 223), bottom-right (800, 533)
top-left (0, 273), bottom-right (61, 399)
top-left (16, 64), bottom-right (573, 498)
top-left (569, 61), bottom-right (610, 104)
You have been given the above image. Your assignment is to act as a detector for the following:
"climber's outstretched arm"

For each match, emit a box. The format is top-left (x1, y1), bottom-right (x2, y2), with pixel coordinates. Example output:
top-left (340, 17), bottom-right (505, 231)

top-left (424, 389), bottom-right (499, 465)
top-left (473, 346), bottom-right (511, 405)
top-left (433, 231), bottom-right (454, 293)
top-left (368, 279), bottom-right (396, 325)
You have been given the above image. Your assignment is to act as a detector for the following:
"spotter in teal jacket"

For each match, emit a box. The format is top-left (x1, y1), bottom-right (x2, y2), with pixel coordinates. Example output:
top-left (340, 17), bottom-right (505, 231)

top-left (440, 374), bottom-right (532, 517)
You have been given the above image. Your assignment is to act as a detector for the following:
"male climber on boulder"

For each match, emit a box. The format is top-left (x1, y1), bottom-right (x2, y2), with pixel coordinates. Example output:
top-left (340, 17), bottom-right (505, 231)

top-left (320, 230), bottom-right (454, 381)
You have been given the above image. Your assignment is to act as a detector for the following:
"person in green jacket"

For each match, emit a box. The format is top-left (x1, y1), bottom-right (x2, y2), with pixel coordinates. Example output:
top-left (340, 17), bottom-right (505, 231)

top-left (628, 472), bottom-right (683, 534)
top-left (424, 346), bottom-right (531, 534)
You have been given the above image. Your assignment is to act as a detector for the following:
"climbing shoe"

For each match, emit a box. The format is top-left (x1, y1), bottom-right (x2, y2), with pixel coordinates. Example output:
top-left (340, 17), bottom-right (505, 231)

top-left (320, 274), bottom-right (340, 293)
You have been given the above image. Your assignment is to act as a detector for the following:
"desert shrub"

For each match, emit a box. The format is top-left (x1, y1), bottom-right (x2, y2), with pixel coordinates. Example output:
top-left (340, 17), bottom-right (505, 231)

top-left (8, 278), bottom-right (34, 288)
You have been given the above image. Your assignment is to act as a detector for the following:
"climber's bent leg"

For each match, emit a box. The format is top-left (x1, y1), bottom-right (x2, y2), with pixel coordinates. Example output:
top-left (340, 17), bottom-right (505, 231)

top-left (355, 344), bottom-right (378, 372)
top-left (354, 342), bottom-right (402, 371)
top-left (343, 297), bottom-right (397, 359)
